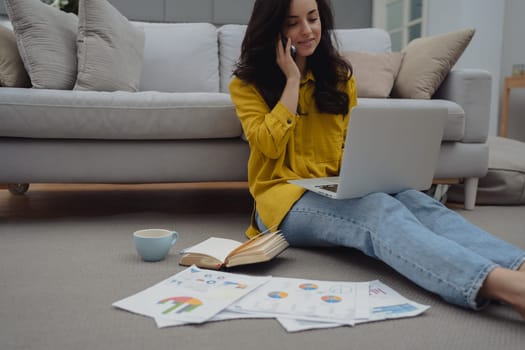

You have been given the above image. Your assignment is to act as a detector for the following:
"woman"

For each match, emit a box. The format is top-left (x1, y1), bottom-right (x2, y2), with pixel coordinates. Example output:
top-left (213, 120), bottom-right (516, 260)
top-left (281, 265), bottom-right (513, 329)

top-left (229, 0), bottom-right (525, 319)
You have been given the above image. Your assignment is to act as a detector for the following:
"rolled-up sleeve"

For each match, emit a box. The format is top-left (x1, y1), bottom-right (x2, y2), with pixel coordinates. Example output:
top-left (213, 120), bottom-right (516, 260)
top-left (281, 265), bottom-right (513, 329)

top-left (229, 77), bottom-right (297, 159)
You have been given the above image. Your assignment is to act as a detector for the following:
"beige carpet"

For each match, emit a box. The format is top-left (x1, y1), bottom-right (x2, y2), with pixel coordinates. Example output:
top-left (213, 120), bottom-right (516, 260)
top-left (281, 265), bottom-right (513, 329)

top-left (0, 184), bottom-right (524, 350)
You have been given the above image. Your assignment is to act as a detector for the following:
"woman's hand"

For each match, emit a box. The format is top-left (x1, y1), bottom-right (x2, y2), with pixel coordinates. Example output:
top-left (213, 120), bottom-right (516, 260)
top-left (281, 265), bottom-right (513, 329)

top-left (276, 36), bottom-right (301, 115)
top-left (276, 36), bottom-right (301, 82)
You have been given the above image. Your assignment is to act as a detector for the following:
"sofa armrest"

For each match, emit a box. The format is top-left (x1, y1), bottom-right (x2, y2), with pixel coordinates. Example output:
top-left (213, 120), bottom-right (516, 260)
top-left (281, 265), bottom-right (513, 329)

top-left (433, 69), bottom-right (491, 143)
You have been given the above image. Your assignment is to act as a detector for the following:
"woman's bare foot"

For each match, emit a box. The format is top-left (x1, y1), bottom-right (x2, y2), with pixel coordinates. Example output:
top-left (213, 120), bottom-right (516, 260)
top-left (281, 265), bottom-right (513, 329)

top-left (479, 267), bottom-right (525, 320)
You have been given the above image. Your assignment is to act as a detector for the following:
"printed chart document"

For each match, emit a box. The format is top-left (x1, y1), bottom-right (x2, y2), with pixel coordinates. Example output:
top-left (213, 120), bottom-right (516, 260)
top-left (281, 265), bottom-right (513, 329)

top-left (155, 309), bottom-right (272, 328)
top-left (229, 277), bottom-right (370, 324)
top-left (113, 268), bottom-right (430, 331)
top-left (112, 266), bottom-right (270, 324)
top-left (276, 280), bottom-right (430, 332)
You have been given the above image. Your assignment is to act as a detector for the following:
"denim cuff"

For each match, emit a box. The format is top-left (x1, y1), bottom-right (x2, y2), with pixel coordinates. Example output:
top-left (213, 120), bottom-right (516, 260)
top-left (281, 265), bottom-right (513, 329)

top-left (467, 263), bottom-right (498, 311)
top-left (509, 255), bottom-right (525, 271)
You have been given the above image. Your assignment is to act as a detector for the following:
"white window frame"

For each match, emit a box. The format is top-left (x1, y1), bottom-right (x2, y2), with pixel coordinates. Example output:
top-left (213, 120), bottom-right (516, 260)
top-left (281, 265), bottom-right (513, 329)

top-left (372, 0), bottom-right (427, 51)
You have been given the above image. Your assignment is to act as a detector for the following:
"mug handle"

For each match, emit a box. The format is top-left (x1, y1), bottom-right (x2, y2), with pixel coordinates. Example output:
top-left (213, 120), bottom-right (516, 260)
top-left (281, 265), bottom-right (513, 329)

top-left (170, 231), bottom-right (179, 246)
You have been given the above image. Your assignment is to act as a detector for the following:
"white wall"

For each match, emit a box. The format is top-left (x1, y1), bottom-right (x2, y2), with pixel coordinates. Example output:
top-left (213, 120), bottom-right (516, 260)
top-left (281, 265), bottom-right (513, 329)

top-left (500, 0), bottom-right (525, 142)
top-left (426, 0), bottom-right (505, 138)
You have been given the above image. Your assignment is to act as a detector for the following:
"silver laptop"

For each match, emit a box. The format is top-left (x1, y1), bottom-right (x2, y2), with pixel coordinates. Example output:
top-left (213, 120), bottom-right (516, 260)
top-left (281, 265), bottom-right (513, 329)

top-left (288, 104), bottom-right (447, 199)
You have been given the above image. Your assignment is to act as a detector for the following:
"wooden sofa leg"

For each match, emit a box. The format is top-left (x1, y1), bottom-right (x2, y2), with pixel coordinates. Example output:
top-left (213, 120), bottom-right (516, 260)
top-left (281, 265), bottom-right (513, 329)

top-left (463, 177), bottom-right (479, 210)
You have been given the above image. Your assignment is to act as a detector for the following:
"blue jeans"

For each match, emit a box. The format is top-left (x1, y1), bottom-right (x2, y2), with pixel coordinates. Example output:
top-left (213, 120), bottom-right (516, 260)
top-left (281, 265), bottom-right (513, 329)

top-left (255, 190), bottom-right (525, 310)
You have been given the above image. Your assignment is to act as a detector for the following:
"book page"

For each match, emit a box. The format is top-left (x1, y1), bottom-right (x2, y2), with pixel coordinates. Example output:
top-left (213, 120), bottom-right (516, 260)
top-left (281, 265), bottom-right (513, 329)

top-left (229, 231), bottom-right (282, 256)
top-left (233, 235), bottom-right (287, 257)
top-left (237, 233), bottom-right (276, 251)
top-left (182, 237), bottom-right (242, 263)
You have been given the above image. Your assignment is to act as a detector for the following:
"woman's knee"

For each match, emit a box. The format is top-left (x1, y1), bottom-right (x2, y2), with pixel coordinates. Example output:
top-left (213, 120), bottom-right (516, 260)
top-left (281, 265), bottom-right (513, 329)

top-left (358, 192), bottom-right (403, 213)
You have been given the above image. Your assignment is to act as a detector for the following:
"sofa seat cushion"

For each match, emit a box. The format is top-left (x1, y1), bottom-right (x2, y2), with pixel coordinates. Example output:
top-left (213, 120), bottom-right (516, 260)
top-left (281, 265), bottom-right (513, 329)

top-left (0, 88), bottom-right (241, 140)
top-left (434, 141), bottom-right (489, 179)
top-left (357, 98), bottom-right (465, 142)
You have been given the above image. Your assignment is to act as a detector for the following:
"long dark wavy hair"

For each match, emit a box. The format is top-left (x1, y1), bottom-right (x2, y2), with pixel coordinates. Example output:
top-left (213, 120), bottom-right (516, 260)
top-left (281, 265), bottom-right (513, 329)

top-left (233, 0), bottom-right (352, 116)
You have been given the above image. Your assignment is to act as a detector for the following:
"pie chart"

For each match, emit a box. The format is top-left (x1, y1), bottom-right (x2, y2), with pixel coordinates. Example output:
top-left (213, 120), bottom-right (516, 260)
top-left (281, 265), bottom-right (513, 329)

top-left (299, 283), bottom-right (319, 290)
top-left (321, 295), bottom-right (342, 303)
top-left (268, 291), bottom-right (288, 299)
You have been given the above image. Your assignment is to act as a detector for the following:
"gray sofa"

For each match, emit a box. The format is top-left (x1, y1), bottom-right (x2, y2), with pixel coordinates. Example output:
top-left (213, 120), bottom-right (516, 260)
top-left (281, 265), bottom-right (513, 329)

top-left (0, 22), bottom-right (491, 209)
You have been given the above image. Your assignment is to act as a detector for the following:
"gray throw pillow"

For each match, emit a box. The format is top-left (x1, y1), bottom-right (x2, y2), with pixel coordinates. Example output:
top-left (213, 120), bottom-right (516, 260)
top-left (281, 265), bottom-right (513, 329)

top-left (0, 25), bottom-right (31, 87)
top-left (74, 0), bottom-right (145, 92)
top-left (4, 0), bottom-right (78, 89)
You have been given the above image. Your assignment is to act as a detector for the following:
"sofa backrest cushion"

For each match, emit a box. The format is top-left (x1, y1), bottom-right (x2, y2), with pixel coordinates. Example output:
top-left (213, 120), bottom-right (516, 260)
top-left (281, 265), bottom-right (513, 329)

top-left (138, 22), bottom-right (219, 93)
top-left (334, 28), bottom-right (392, 53)
top-left (218, 25), bottom-right (392, 93)
top-left (218, 24), bottom-right (246, 93)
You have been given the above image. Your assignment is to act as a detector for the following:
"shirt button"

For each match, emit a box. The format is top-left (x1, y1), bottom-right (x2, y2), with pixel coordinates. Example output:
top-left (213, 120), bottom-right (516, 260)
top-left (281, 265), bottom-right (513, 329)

top-left (287, 119), bottom-right (292, 124)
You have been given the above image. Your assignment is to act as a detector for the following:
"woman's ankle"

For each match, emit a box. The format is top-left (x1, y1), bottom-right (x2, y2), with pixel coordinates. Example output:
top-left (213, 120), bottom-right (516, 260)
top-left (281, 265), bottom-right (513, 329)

top-left (479, 267), bottom-right (525, 320)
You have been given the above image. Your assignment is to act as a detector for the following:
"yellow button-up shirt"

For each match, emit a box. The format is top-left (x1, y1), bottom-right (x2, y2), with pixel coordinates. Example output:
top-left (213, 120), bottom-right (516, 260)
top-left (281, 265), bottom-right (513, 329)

top-left (229, 72), bottom-right (358, 237)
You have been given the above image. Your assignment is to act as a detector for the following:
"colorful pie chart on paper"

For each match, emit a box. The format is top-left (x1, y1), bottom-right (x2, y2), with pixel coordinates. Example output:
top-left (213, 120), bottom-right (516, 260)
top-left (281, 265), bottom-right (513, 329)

top-left (299, 283), bottom-right (319, 290)
top-left (268, 291), bottom-right (288, 299)
top-left (321, 295), bottom-right (342, 303)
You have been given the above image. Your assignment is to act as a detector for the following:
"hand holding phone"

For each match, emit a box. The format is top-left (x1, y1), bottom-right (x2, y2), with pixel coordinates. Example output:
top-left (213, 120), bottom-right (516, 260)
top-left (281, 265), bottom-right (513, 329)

top-left (276, 36), bottom-right (300, 82)
top-left (281, 37), bottom-right (296, 59)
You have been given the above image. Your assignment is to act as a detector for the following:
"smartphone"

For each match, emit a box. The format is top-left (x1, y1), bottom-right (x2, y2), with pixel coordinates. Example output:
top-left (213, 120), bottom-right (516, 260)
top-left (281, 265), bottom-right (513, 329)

top-left (281, 37), bottom-right (296, 59)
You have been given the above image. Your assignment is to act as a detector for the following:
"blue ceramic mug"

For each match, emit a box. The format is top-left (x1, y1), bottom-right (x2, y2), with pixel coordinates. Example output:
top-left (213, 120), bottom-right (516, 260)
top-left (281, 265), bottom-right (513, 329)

top-left (133, 229), bottom-right (179, 262)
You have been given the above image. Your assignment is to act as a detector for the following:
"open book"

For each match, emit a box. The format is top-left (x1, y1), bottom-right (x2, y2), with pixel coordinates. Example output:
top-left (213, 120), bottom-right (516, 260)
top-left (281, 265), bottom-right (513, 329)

top-left (179, 231), bottom-right (289, 270)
